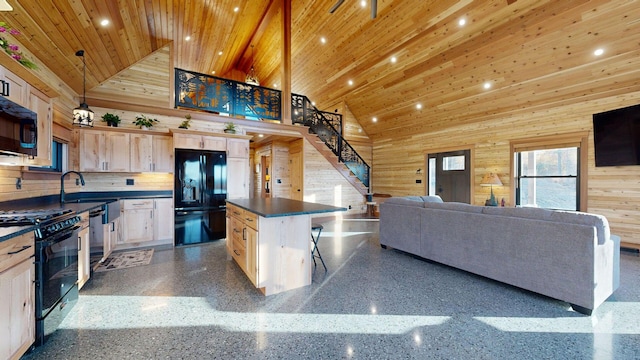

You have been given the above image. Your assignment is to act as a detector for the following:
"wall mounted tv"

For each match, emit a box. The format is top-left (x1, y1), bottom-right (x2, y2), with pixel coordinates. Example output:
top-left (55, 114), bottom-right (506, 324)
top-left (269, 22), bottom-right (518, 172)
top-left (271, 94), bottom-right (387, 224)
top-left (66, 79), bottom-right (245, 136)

top-left (593, 103), bottom-right (640, 167)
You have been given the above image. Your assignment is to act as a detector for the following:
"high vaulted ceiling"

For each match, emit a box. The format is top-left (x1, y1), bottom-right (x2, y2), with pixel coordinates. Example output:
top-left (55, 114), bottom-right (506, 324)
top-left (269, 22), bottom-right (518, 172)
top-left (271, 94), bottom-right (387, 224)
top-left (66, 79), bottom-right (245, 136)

top-left (1, 0), bottom-right (639, 140)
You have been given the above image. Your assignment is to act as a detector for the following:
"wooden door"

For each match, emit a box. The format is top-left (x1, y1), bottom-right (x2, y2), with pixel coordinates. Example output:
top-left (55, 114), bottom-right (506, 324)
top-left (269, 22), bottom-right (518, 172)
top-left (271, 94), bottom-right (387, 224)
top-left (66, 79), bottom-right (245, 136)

top-left (0, 259), bottom-right (34, 360)
top-left (290, 151), bottom-right (303, 200)
top-left (153, 136), bottom-right (174, 172)
top-left (428, 150), bottom-right (471, 203)
top-left (245, 225), bottom-right (258, 285)
top-left (130, 133), bottom-right (153, 172)
top-left (79, 130), bottom-right (105, 171)
top-left (227, 157), bottom-right (249, 199)
top-left (27, 87), bottom-right (52, 166)
top-left (105, 132), bottom-right (130, 172)
top-left (120, 200), bottom-right (154, 244)
top-left (153, 198), bottom-right (174, 241)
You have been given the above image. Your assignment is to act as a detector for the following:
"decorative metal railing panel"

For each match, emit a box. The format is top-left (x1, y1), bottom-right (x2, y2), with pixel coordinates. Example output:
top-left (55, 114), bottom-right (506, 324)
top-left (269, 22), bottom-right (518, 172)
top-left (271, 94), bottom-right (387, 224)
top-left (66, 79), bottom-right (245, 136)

top-left (291, 93), bottom-right (370, 189)
top-left (175, 68), bottom-right (281, 121)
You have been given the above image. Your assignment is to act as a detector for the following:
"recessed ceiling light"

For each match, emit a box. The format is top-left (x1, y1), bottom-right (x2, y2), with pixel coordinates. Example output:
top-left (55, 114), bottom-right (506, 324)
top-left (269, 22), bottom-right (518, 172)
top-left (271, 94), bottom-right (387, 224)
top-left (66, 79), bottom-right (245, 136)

top-left (320, 37), bottom-right (326, 44)
top-left (416, 103), bottom-right (422, 110)
top-left (218, 51), bottom-right (223, 56)
top-left (211, 71), bottom-right (216, 74)
top-left (100, 19), bottom-right (110, 27)
top-left (594, 48), bottom-right (604, 56)
top-left (483, 82), bottom-right (492, 89)
top-left (458, 18), bottom-right (466, 27)
top-left (390, 56), bottom-right (397, 63)
top-left (185, 36), bottom-right (191, 41)
top-left (258, 134), bottom-right (264, 138)
top-left (273, 83), bottom-right (277, 88)
top-left (348, 80), bottom-right (354, 86)
top-left (234, 7), bottom-right (239, 12)
top-left (311, 101), bottom-right (316, 106)
top-left (372, 117), bottom-right (377, 123)
top-left (358, 128), bottom-right (362, 133)
top-left (360, 1), bottom-right (366, 7)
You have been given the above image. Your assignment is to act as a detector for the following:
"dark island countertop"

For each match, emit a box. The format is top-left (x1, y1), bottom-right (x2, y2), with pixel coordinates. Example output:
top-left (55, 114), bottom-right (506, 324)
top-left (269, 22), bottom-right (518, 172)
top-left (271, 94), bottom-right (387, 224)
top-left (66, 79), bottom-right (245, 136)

top-left (226, 198), bottom-right (347, 218)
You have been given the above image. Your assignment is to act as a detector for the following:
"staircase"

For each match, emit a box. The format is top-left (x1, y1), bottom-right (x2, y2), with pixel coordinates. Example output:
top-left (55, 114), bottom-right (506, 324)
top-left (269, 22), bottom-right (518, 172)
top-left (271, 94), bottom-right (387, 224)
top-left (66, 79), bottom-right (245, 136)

top-left (292, 94), bottom-right (370, 195)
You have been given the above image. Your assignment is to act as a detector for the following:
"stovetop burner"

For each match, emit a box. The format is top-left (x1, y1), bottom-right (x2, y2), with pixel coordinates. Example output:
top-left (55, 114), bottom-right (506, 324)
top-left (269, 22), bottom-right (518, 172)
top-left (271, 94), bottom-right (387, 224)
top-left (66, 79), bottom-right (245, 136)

top-left (0, 208), bottom-right (74, 227)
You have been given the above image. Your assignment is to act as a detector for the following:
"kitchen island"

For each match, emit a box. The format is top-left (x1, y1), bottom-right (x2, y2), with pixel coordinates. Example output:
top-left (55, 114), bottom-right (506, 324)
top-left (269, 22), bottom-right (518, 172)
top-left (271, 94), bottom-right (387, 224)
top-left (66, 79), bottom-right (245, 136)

top-left (226, 198), bottom-right (346, 295)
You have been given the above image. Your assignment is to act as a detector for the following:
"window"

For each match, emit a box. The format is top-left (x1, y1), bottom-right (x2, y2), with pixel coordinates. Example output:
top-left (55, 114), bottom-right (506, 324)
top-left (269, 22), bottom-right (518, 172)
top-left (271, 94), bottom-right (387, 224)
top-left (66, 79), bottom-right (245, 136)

top-left (28, 139), bottom-right (67, 173)
top-left (515, 147), bottom-right (579, 210)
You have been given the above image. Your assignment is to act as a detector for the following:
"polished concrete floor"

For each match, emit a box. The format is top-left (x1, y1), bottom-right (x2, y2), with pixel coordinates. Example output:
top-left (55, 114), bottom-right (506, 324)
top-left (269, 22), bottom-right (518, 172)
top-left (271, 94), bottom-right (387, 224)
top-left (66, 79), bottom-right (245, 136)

top-left (24, 217), bottom-right (640, 359)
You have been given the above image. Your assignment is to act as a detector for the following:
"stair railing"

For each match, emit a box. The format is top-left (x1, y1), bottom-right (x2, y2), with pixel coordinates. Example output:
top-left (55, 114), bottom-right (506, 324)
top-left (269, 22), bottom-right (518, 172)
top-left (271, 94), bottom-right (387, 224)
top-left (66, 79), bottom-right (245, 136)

top-left (292, 93), bottom-right (370, 189)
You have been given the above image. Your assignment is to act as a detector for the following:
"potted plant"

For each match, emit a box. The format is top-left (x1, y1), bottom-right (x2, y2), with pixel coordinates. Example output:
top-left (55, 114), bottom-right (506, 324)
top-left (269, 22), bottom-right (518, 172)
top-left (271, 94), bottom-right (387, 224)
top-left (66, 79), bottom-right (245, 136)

top-left (133, 114), bottom-right (159, 130)
top-left (101, 112), bottom-right (121, 127)
top-left (179, 114), bottom-right (192, 129)
top-left (224, 121), bottom-right (236, 134)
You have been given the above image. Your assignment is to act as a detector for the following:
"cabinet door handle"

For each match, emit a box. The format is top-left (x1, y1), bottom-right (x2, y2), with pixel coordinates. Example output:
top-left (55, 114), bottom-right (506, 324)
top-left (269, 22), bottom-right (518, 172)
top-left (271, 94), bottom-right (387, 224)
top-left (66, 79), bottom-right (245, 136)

top-left (242, 228), bottom-right (246, 240)
top-left (233, 211), bottom-right (241, 216)
top-left (8, 245), bottom-right (31, 255)
top-left (233, 250), bottom-right (240, 256)
top-left (78, 236), bottom-right (81, 251)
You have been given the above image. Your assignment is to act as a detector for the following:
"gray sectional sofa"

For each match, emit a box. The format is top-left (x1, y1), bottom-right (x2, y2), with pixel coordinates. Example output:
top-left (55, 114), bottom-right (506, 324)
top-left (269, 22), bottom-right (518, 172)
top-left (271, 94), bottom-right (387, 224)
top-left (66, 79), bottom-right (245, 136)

top-left (379, 196), bottom-right (620, 315)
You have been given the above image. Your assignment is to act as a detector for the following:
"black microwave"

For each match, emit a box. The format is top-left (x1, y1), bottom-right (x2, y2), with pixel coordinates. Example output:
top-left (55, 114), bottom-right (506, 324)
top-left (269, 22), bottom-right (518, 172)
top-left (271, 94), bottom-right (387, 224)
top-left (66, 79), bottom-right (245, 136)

top-left (0, 96), bottom-right (37, 157)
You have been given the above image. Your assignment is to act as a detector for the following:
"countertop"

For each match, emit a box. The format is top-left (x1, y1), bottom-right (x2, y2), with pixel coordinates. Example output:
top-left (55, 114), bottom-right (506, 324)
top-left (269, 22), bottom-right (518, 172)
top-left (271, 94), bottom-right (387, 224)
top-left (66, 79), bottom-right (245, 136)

top-left (226, 198), bottom-right (347, 218)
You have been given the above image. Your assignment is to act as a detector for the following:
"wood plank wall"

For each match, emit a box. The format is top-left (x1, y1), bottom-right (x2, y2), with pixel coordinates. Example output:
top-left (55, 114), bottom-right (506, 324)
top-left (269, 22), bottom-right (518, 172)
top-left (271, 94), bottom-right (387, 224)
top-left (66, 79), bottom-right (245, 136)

top-left (372, 93), bottom-right (640, 245)
top-left (304, 138), bottom-right (365, 214)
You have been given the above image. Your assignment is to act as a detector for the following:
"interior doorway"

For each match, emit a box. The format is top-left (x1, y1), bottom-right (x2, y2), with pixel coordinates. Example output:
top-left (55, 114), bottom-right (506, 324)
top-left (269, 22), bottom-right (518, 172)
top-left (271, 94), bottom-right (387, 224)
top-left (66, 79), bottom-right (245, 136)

top-left (427, 149), bottom-right (471, 203)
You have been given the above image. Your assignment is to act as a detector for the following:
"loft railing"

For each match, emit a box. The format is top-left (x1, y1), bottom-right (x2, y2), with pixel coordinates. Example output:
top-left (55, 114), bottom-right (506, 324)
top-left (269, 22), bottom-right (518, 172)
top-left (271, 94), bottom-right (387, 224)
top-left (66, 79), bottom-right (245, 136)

top-left (174, 68), bottom-right (370, 190)
top-left (174, 68), bottom-right (281, 121)
top-left (292, 93), bottom-right (370, 189)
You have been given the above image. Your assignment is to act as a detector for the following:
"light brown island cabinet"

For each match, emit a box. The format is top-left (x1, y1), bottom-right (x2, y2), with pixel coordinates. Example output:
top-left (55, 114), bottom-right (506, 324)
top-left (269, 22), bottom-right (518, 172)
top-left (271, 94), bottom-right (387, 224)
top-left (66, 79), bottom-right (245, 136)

top-left (130, 134), bottom-right (174, 173)
top-left (226, 199), bottom-right (345, 296)
top-left (79, 129), bottom-right (130, 172)
top-left (0, 232), bottom-right (35, 360)
top-left (77, 212), bottom-right (90, 289)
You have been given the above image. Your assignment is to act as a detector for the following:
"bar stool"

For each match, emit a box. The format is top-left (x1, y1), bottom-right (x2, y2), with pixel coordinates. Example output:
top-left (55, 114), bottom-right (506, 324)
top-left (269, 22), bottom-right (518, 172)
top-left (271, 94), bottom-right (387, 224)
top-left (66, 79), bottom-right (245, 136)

top-left (311, 223), bottom-right (327, 271)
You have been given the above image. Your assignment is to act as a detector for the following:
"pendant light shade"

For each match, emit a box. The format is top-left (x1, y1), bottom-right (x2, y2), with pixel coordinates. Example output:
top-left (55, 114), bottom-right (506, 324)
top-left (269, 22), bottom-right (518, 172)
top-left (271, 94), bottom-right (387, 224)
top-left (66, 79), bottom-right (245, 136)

top-left (73, 50), bottom-right (94, 127)
top-left (245, 45), bottom-right (260, 86)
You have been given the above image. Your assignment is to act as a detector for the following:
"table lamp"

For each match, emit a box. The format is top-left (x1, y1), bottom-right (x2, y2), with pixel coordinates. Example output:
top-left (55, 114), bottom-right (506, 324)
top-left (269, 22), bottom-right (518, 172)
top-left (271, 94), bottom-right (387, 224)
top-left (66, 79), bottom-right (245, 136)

top-left (480, 172), bottom-right (502, 206)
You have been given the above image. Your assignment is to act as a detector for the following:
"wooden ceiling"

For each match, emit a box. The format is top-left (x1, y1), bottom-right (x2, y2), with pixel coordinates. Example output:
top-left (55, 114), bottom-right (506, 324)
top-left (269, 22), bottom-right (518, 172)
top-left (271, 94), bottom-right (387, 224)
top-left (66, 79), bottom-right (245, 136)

top-left (1, 0), bottom-right (639, 140)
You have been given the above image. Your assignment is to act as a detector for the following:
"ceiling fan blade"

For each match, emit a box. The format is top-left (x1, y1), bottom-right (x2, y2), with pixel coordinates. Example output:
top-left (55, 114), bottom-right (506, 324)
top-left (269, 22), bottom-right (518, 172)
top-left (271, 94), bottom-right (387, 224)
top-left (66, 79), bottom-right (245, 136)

top-left (371, 0), bottom-right (377, 18)
top-left (329, 0), bottom-right (345, 13)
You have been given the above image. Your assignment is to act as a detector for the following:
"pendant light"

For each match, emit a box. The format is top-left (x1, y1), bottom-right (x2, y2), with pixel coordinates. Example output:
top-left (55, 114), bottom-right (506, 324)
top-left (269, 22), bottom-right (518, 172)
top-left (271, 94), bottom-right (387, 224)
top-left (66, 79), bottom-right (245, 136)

top-left (245, 45), bottom-right (260, 86)
top-left (72, 50), bottom-right (94, 127)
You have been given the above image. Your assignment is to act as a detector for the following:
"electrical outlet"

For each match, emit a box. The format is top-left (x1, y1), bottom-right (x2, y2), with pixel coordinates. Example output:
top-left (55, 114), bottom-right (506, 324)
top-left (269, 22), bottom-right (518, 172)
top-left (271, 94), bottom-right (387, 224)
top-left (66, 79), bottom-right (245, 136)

top-left (15, 178), bottom-right (22, 190)
top-left (416, 179), bottom-right (422, 183)
top-left (126, 179), bottom-right (134, 185)
top-left (348, 205), bottom-right (352, 209)
top-left (76, 178), bottom-right (80, 186)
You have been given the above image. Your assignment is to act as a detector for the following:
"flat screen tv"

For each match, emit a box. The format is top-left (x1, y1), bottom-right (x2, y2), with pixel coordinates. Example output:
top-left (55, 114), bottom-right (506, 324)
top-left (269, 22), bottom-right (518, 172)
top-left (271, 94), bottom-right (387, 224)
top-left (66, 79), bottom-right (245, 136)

top-left (593, 103), bottom-right (640, 167)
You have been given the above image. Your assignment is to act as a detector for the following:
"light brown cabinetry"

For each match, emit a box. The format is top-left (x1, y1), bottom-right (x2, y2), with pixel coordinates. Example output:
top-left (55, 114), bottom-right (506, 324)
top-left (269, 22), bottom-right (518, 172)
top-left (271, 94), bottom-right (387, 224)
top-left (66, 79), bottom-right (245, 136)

top-left (0, 232), bottom-right (35, 360)
top-left (79, 130), bottom-right (130, 172)
top-left (130, 134), bottom-right (174, 172)
top-left (226, 204), bottom-right (258, 284)
top-left (0, 67), bottom-right (28, 106)
top-left (118, 198), bottom-right (173, 249)
top-left (90, 216), bottom-right (119, 264)
top-left (227, 138), bottom-right (250, 199)
top-left (173, 133), bottom-right (226, 151)
top-left (77, 213), bottom-right (90, 289)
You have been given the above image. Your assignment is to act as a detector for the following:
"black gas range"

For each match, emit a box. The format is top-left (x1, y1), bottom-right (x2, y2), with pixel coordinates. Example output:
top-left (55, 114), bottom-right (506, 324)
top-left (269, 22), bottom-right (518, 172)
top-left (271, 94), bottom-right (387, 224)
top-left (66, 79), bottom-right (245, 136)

top-left (0, 208), bottom-right (82, 346)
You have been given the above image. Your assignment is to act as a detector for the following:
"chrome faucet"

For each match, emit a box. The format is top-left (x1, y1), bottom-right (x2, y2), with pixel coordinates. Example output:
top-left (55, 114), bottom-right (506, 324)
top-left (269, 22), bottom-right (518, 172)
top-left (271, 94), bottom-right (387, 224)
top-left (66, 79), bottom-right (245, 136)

top-left (60, 171), bottom-right (85, 204)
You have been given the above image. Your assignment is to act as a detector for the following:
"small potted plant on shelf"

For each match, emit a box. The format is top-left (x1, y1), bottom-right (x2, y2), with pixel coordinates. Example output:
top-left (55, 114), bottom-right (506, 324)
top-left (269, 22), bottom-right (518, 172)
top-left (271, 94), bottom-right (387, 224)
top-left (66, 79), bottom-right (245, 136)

top-left (133, 114), bottom-right (159, 130)
top-left (223, 121), bottom-right (236, 134)
top-left (179, 114), bottom-right (192, 129)
top-left (101, 112), bottom-right (121, 127)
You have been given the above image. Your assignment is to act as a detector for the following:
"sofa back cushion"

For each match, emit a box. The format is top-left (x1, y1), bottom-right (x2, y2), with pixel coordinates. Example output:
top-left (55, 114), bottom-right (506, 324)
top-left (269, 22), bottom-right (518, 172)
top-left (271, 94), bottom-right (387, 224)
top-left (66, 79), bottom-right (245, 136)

top-left (424, 201), bottom-right (483, 213)
top-left (383, 196), bottom-right (425, 207)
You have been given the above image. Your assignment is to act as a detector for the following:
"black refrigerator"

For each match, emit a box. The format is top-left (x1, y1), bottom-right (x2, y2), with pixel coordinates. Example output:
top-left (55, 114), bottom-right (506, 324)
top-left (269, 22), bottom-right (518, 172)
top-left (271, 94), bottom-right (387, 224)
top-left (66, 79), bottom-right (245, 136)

top-left (174, 149), bottom-right (227, 246)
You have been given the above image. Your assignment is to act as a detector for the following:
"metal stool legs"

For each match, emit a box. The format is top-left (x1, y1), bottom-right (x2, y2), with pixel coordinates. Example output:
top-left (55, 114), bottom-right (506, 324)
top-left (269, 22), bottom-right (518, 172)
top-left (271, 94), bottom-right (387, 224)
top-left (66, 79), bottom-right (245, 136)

top-left (311, 224), bottom-right (327, 271)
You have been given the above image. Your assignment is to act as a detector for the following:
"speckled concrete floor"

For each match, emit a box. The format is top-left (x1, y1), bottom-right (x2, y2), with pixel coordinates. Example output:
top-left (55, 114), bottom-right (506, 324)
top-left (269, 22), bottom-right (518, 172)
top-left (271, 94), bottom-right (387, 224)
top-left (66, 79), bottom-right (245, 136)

top-left (23, 218), bottom-right (640, 359)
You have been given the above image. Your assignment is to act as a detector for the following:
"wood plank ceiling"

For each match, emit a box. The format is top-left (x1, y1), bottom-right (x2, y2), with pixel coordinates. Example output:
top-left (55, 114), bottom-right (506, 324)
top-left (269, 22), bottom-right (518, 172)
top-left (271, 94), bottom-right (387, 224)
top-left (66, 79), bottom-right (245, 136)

top-left (1, 0), bottom-right (639, 141)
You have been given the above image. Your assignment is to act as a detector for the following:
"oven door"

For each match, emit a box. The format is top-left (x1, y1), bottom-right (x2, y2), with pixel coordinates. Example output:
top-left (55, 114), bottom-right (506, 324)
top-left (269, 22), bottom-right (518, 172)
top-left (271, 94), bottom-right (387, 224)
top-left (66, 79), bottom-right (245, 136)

top-left (36, 225), bottom-right (80, 319)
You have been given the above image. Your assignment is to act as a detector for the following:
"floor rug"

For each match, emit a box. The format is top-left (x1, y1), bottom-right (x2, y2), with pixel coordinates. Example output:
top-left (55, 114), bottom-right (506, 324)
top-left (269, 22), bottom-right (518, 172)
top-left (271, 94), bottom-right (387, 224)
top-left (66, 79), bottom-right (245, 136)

top-left (93, 249), bottom-right (154, 272)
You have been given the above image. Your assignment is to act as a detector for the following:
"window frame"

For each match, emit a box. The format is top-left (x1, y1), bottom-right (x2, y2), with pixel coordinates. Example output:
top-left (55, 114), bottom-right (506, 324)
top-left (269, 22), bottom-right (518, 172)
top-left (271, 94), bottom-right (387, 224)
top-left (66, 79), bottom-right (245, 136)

top-left (510, 132), bottom-right (589, 212)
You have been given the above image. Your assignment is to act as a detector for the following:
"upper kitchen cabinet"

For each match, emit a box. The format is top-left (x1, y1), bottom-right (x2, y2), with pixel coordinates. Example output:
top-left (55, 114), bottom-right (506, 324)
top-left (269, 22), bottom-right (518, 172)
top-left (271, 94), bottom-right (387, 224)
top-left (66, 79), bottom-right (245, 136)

top-left (0, 67), bottom-right (28, 107)
top-left (173, 132), bottom-right (226, 151)
top-left (79, 129), bottom-right (130, 172)
top-left (130, 133), bottom-right (174, 173)
top-left (25, 87), bottom-right (52, 167)
top-left (227, 138), bottom-right (249, 158)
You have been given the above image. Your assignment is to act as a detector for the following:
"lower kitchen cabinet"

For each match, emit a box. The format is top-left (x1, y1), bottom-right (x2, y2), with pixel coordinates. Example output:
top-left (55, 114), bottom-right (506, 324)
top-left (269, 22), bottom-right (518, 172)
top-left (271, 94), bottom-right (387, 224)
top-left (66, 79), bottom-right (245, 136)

top-left (0, 232), bottom-right (35, 360)
top-left (118, 198), bottom-right (173, 250)
top-left (78, 212), bottom-right (90, 289)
